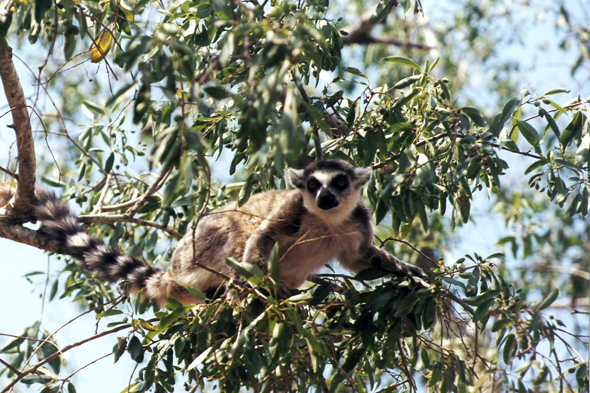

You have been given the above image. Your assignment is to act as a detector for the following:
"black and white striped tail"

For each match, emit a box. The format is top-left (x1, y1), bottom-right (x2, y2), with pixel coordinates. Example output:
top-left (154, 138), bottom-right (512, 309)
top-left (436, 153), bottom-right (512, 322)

top-left (33, 188), bottom-right (162, 292)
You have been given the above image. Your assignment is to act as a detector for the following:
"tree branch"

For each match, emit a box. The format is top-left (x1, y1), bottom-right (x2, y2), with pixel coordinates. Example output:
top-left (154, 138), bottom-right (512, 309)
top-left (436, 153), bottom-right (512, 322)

top-left (0, 44), bottom-right (36, 220)
top-left (78, 214), bottom-right (182, 239)
top-left (341, 20), bottom-right (432, 50)
top-left (343, 34), bottom-right (432, 50)
top-left (0, 222), bottom-right (64, 254)
top-left (127, 169), bottom-right (171, 215)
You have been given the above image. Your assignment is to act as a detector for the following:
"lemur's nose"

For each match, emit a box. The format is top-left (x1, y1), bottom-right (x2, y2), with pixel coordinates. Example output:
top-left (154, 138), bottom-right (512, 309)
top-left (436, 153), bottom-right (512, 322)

top-left (317, 188), bottom-right (339, 210)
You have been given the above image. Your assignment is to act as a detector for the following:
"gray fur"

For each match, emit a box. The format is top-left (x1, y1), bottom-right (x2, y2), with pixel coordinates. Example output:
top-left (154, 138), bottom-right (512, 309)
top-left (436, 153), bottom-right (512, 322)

top-left (26, 160), bottom-right (424, 307)
top-left (151, 160), bottom-right (424, 305)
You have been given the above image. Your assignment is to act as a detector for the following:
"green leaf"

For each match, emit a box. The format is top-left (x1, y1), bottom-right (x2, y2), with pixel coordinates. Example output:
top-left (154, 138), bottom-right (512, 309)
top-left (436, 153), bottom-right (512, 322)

top-left (543, 111), bottom-right (561, 138)
top-left (391, 87), bottom-right (420, 110)
top-left (369, 0), bottom-right (398, 23)
top-left (515, 119), bottom-right (540, 146)
top-left (561, 112), bottom-right (584, 148)
top-left (394, 292), bottom-right (421, 317)
top-left (383, 56), bottom-right (421, 72)
top-left (543, 88), bottom-right (570, 96)
top-left (41, 177), bottom-right (65, 188)
top-left (238, 172), bottom-right (256, 207)
top-left (442, 277), bottom-right (466, 289)
top-left (461, 107), bottom-right (486, 127)
top-left (82, 100), bottom-right (106, 115)
top-left (503, 333), bottom-right (517, 364)
top-left (49, 279), bottom-right (59, 301)
top-left (113, 337), bottom-right (127, 363)
top-left (226, 258), bottom-right (265, 282)
top-left (302, 102), bottom-right (331, 135)
top-left (464, 289), bottom-right (501, 307)
top-left (393, 75), bottom-right (421, 89)
top-left (35, 0), bottom-right (52, 23)
top-left (106, 83), bottom-right (136, 108)
top-left (575, 134), bottom-right (590, 165)
top-left (491, 318), bottom-right (511, 332)
top-left (97, 309), bottom-right (124, 319)
top-left (203, 86), bottom-right (230, 99)
top-left (524, 159), bottom-right (547, 175)
top-left (105, 152), bottom-right (115, 173)
top-left (575, 363), bottom-right (588, 388)
top-left (489, 98), bottom-right (520, 136)
top-left (537, 288), bottom-right (559, 310)
top-left (441, 365), bottom-right (455, 393)
top-left (187, 347), bottom-right (213, 370)
top-left (156, 305), bottom-right (194, 333)
top-left (1, 335), bottom-right (24, 352)
top-left (39, 339), bottom-right (60, 374)
top-left (346, 98), bottom-right (360, 128)
top-left (64, 34), bottom-right (76, 60)
top-left (472, 298), bottom-right (495, 321)
top-left (268, 242), bottom-right (280, 288)
top-left (185, 287), bottom-right (207, 302)
top-left (341, 67), bottom-right (367, 79)
top-left (127, 336), bottom-right (143, 362)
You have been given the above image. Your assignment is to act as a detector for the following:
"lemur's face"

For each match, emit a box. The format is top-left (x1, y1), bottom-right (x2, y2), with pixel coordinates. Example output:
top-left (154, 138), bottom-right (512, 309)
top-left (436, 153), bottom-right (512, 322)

top-left (288, 160), bottom-right (371, 219)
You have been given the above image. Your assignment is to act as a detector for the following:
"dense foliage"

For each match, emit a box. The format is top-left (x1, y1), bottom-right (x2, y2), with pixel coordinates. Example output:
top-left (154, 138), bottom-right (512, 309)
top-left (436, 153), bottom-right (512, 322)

top-left (0, 0), bottom-right (587, 392)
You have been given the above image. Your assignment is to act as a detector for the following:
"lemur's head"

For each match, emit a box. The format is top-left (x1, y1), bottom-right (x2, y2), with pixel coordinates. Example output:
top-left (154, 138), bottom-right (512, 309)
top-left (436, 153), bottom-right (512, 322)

top-left (288, 160), bottom-right (372, 224)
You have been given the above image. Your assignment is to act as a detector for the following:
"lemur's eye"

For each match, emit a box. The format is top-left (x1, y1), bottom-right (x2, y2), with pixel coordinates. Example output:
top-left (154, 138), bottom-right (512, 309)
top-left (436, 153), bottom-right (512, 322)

top-left (308, 179), bottom-right (320, 190)
top-left (333, 176), bottom-right (348, 189)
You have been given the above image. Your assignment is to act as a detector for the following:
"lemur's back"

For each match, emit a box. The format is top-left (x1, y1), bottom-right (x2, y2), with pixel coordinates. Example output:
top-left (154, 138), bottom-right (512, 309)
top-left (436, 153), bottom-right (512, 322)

top-left (148, 189), bottom-right (302, 303)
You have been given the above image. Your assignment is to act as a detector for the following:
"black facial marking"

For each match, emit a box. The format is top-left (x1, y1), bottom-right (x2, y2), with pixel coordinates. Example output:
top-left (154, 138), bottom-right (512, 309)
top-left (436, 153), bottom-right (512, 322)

top-left (307, 178), bottom-right (321, 195)
top-left (317, 188), bottom-right (339, 210)
top-left (331, 174), bottom-right (349, 191)
top-left (303, 160), bottom-right (357, 180)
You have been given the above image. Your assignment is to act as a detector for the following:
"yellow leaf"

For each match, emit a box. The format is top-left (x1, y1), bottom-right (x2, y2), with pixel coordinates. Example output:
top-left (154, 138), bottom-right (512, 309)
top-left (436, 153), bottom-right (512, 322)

top-left (89, 30), bottom-right (114, 63)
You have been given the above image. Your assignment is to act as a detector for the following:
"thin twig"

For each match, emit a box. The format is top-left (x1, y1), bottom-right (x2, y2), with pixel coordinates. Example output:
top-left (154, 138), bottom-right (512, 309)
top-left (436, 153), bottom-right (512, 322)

top-left (90, 173), bottom-right (113, 214)
top-left (377, 236), bottom-right (438, 268)
top-left (0, 165), bottom-right (18, 179)
top-left (2, 320), bottom-right (155, 392)
top-left (443, 291), bottom-right (475, 316)
top-left (59, 352), bottom-right (111, 387)
top-left (127, 169), bottom-right (171, 215)
top-left (0, 358), bottom-right (22, 377)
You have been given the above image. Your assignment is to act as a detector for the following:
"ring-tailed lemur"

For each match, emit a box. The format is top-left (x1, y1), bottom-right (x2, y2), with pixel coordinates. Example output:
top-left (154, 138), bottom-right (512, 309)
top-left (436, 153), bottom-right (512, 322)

top-left (2, 160), bottom-right (425, 306)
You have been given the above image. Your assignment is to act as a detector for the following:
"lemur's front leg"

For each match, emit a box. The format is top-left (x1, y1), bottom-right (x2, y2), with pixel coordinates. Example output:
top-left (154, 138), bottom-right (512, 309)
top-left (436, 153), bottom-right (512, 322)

top-left (241, 228), bottom-right (299, 298)
top-left (365, 245), bottom-right (426, 278)
top-left (339, 244), bottom-right (426, 278)
top-left (242, 227), bottom-right (276, 267)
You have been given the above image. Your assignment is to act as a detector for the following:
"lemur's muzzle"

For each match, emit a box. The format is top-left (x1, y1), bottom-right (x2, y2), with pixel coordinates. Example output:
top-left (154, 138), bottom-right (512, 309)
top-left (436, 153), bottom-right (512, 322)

top-left (317, 188), bottom-right (339, 210)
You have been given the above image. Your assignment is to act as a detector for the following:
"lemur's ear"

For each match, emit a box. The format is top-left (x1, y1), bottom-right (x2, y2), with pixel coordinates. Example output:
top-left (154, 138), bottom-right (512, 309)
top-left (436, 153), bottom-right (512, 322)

top-left (354, 168), bottom-right (372, 187)
top-left (287, 168), bottom-right (305, 189)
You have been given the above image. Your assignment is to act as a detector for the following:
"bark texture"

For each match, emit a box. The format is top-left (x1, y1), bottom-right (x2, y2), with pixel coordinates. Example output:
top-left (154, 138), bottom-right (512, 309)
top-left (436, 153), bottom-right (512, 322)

top-left (0, 44), bottom-right (36, 220)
